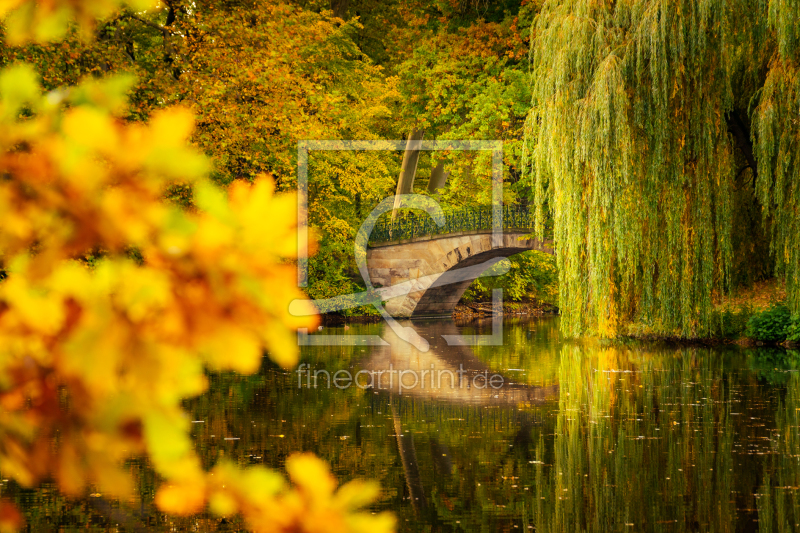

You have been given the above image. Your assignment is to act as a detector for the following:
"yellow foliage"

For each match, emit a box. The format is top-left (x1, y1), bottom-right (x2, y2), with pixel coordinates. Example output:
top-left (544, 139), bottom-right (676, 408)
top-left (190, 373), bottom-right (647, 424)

top-left (0, 0), bottom-right (154, 44)
top-left (0, 52), bottom-right (390, 533)
top-left (204, 455), bottom-right (395, 533)
top-left (155, 478), bottom-right (208, 516)
top-left (0, 500), bottom-right (23, 533)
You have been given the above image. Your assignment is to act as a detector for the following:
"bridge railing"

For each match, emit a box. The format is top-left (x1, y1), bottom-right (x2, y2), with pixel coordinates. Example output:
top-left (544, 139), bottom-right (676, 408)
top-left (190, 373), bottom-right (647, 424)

top-left (369, 205), bottom-right (535, 245)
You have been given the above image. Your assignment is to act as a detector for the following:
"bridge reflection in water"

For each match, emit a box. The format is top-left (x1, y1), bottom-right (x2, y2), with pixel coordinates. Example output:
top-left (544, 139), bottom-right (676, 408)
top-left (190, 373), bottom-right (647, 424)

top-left (360, 319), bottom-right (559, 515)
top-left (360, 319), bottom-right (558, 406)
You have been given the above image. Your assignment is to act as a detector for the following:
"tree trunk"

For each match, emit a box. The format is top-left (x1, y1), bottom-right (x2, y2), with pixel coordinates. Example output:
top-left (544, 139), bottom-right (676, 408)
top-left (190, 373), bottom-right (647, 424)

top-left (727, 110), bottom-right (757, 183)
top-left (427, 159), bottom-right (448, 194)
top-left (330, 0), bottom-right (349, 19)
top-left (392, 129), bottom-right (424, 221)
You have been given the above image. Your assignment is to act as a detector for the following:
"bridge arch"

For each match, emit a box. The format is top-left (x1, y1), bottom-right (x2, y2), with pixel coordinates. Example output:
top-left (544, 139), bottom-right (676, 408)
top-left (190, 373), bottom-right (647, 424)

top-left (367, 231), bottom-right (553, 317)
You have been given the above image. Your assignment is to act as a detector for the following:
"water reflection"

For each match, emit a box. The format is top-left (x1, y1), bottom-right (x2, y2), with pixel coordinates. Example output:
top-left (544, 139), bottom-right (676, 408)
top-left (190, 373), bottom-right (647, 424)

top-left (6, 317), bottom-right (800, 532)
top-left (361, 319), bottom-right (559, 406)
top-left (360, 318), bottom-right (560, 521)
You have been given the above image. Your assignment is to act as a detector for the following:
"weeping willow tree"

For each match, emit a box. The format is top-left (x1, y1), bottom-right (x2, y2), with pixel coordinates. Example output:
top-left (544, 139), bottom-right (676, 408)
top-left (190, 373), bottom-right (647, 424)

top-left (524, 0), bottom-right (799, 338)
top-left (753, 0), bottom-right (800, 321)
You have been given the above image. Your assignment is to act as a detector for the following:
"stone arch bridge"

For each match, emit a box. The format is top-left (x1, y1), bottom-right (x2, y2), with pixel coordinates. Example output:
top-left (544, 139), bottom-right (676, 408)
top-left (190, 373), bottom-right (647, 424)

top-left (367, 206), bottom-right (553, 317)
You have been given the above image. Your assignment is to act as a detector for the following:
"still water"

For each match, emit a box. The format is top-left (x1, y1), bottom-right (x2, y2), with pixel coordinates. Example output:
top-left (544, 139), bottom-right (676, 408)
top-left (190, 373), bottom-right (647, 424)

top-left (11, 316), bottom-right (800, 531)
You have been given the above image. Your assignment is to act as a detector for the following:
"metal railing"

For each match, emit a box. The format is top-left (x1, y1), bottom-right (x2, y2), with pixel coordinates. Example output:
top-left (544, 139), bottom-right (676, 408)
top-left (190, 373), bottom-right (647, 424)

top-left (369, 205), bottom-right (536, 245)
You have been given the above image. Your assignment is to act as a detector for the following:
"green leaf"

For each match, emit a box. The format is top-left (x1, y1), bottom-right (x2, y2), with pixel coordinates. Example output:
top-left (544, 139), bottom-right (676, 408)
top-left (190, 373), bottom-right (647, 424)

top-left (0, 63), bottom-right (40, 120)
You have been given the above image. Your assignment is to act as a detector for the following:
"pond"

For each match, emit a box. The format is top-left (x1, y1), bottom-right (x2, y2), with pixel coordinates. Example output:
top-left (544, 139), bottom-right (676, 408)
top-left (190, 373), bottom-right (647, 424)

top-left (9, 316), bottom-right (800, 531)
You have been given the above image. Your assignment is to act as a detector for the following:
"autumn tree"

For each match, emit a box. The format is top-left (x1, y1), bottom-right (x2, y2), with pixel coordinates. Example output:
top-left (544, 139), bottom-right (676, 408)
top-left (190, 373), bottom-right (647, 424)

top-left (0, 0), bottom-right (561, 317)
top-left (525, 0), bottom-right (797, 337)
top-left (0, 0), bottom-right (406, 311)
top-left (383, 0), bottom-right (536, 207)
top-left (0, 0), bottom-right (395, 531)
top-left (352, 0), bottom-right (554, 304)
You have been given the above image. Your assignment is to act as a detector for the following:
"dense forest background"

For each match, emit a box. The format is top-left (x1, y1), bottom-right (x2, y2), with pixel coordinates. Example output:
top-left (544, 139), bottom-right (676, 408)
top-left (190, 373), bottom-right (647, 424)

top-left (3, 0), bottom-right (798, 339)
top-left (0, 0), bottom-right (558, 315)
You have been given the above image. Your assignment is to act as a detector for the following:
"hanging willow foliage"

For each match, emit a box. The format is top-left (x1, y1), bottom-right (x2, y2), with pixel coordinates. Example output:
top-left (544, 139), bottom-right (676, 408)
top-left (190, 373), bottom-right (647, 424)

top-left (753, 0), bottom-right (800, 316)
top-left (524, 0), bottom-right (798, 338)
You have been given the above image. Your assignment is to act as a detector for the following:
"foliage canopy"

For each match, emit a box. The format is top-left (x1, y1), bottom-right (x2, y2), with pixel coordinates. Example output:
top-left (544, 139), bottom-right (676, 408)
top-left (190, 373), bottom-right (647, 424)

top-left (525, 0), bottom-right (799, 337)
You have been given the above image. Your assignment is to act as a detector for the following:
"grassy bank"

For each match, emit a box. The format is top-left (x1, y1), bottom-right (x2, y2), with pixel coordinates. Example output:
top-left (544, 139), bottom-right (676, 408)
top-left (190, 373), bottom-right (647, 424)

top-left (625, 279), bottom-right (799, 345)
top-left (453, 300), bottom-right (559, 320)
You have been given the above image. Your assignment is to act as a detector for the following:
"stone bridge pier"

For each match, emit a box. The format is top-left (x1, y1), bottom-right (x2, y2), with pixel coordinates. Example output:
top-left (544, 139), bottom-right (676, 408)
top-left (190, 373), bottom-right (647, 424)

top-left (366, 232), bottom-right (553, 317)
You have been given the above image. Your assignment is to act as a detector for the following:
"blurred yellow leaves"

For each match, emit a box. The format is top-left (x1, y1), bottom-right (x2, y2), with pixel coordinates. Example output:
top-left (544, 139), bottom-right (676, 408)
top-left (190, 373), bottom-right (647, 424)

top-left (152, 453), bottom-right (397, 533)
top-left (0, 64), bottom-right (38, 120)
top-left (203, 455), bottom-right (395, 533)
top-left (0, 500), bottom-right (23, 533)
top-left (0, 54), bottom-right (389, 531)
top-left (156, 478), bottom-right (208, 516)
top-left (0, 0), bottom-right (155, 44)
